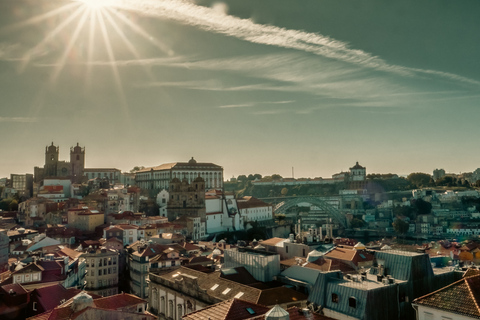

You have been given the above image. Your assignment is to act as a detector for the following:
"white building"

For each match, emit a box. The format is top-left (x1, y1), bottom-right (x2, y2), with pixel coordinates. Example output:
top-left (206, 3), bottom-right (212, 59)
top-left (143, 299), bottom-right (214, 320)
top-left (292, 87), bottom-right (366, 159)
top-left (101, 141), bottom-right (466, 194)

top-left (156, 189), bottom-right (169, 217)
top-left (135, 158), bottom-right (223, 191)
top-left (205, 191), bottom-right (243, 234)
top-left (349, 162), bottom-right (366, 181)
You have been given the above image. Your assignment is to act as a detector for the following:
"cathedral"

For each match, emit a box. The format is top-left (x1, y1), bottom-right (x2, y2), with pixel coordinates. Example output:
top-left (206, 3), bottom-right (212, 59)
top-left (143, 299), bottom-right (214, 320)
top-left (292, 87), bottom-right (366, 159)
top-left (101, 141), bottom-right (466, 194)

top-left (34, 142), bottom-right (85, 184)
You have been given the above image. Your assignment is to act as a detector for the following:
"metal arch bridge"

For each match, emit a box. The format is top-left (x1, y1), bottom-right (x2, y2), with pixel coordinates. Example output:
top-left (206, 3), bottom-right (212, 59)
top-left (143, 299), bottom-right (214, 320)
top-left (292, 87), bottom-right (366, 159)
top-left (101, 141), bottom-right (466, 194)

top-left (273, 196), bottom-right (347, 228)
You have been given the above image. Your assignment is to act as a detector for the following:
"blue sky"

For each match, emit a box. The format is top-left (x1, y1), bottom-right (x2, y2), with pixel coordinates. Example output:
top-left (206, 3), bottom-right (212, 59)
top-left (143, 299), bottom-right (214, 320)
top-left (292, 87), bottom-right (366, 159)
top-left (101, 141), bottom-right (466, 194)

top-left (0, 0), bottom-right (479, 179)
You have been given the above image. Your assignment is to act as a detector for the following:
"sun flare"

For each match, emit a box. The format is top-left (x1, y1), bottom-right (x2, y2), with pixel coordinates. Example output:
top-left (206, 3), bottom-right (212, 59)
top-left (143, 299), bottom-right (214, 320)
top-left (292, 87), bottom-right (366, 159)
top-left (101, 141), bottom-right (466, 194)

top-left (76, 0), bottom-right (117, 9)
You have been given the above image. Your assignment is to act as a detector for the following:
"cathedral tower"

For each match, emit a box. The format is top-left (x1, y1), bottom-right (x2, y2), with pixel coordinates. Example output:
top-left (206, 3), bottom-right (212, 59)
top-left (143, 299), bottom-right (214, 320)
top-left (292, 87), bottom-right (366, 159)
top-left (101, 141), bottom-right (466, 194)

top-left (70, 143), bottom-right (85, 183)
top-left (44, 142), bottom-right (59, 177)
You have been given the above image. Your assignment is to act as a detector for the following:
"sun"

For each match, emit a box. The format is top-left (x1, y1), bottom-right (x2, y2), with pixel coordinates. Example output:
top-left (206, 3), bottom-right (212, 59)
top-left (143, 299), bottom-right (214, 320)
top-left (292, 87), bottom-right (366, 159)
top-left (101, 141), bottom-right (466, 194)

top-left (76, 0), bottom-right (117, 9)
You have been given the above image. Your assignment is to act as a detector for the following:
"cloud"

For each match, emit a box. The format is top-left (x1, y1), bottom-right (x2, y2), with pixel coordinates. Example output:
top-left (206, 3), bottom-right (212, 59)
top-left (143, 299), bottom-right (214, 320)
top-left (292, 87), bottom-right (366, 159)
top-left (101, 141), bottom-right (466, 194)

top-left (117, 0), bottom-right (480, 86)
top-left (218, 103), bottom-right (253, 108)
top-left (0, 117), bottom-right (37, 123)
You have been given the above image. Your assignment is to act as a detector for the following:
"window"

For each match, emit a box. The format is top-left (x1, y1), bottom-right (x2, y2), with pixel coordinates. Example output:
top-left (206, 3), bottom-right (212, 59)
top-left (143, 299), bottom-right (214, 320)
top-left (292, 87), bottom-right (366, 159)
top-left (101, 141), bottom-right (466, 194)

top-left (349, 297), bottom-right (356, 308)
top-left (33, 302), bottom-right (37, 311)
top-left (332, 293), bottom-right (339, 303)
top-left (424, 313), bottom-right (433, 320)
top-left (286, 246), bottom-right (288, 253)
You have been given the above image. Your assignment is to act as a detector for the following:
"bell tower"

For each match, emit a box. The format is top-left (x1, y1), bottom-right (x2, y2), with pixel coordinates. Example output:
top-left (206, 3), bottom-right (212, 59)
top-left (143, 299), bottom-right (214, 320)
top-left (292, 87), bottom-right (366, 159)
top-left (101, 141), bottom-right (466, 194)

top-left (44, 142), bottom-right (59, 177)
top-left (70, 143), bottom-right (85, 183)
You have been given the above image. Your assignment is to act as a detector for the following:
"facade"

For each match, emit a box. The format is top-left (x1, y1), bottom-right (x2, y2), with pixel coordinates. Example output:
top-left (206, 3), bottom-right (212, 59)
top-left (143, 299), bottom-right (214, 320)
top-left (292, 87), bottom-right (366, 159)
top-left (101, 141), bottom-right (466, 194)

top-left (135, 157), bottom-right (223, 192)
top-left (167, 177), bottom-right (206, 222)
top-left (223, 248), bottom-right (281, 282)
top-left (84, 168), bottom-right (122, 184)
top-left (104, 224), bottom-right (140, 246)
top-left (126, 240), bottom-right (186, 299)
top-left (0, 229), bottom-right (9, 272)
top-left (68, 209), bottom-right (104, 232)
top-left (34, 142), bottom-right (85, 184)
top-left (148, 266), bottom-right (308, 320)
top-left (83, 247), bottom-right (119, 297)
top-left (237, 196), bottom-right (273, 223)
top-left (10, 173), bottom-right (34, 198)
top-left (205, 191), bottom-right (243, 234)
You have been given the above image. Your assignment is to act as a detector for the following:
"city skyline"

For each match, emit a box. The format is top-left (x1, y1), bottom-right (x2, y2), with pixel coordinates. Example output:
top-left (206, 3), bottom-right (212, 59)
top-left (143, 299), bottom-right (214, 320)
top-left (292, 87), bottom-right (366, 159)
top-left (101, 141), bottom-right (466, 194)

top-left (1, 0), bottom-right (480, 180)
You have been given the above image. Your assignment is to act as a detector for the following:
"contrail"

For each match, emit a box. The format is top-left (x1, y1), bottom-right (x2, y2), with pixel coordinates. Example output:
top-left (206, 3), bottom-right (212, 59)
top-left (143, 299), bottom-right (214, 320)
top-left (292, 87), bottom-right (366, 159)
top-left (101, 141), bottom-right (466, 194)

top-left (116, 0), bottom-right (480, 86)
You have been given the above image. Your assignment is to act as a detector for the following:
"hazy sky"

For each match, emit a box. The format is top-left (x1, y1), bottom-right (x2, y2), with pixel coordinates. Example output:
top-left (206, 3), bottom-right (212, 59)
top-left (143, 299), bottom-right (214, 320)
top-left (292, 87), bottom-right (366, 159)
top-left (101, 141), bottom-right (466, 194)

top-left (1, 0), bottom-right (479, 180)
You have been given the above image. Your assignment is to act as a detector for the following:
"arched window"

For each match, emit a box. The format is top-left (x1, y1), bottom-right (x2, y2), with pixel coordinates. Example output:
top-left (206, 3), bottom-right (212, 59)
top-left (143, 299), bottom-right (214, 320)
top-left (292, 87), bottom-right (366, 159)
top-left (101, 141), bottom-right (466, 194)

top-left (151, 290), bottom-right (158, 312)
top-left (169, 300), bottom-right (174, 318)
top-left (160, 296), bottom-right (165, 315)
top-left (186, 301), bottom-right (193, 314)
top-left (177, 304), bottom-right (183, 320)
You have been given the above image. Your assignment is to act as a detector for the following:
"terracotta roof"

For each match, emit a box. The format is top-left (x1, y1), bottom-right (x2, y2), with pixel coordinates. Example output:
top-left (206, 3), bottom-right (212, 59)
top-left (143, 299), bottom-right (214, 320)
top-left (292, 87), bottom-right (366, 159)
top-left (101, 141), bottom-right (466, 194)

top-left (93, 292), bottom-right (146, 310)
top-left (249, 307), bottom-right (336, 320)
top-left (183, 298), bottom-right (270, 320)
top-left (324, 248), bottom-right (373, 265)
top-left (257, 286), bottom-right (308, 306)
top-left (259, 238), bottom-right (285, 247)
top-left (31, 284), bottom-right (82, 313)
top-left (413, 274), bottom-right (480, 318)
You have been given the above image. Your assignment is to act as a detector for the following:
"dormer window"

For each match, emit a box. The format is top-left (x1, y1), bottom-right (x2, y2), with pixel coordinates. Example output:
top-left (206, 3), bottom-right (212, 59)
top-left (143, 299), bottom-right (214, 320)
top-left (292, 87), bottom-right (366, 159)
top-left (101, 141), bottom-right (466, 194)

top-left (332, 293), bottom-right (339, 303)
top-left (349, 297), bottom-right (356, 308)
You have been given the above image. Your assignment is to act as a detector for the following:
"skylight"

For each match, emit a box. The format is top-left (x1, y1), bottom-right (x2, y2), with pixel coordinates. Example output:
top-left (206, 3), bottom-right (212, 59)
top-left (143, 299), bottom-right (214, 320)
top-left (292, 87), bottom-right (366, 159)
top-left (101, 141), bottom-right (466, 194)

top-left (222, 288), bottom-right (231, 295)
top-left (211, 284), bottom-right (219, 290)
top-left (234, 292), bottom-right (244, 299)
top-left (246, 308), bottom-right (256, 315)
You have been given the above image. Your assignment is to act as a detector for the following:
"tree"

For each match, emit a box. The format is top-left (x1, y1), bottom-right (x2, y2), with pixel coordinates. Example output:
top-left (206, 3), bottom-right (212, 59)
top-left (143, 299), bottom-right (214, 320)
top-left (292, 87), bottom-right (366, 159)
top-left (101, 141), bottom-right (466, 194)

top-left (130, 166), bottom-right (145, 173)
top-left (271, 174), bottom-right (283, 181)
top-left (237, 175), bottom-right (247, 182)
top-left (253, 174), bottom-right (262, 180)
top-left (413, 198), bottom-right (432, 215)
top-left (350, 218), bottom-right (365, 229)
top-left (281, 188), bottom-right (288, 196)
top-left (407, 173), bottom-right (432, 188)
top-left (392, 219), bottom-right (409, 234)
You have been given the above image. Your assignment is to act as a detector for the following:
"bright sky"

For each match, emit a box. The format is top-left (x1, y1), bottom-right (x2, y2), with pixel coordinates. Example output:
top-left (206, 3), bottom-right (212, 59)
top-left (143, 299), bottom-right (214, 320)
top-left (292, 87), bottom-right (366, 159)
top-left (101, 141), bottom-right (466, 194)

top-left (0, 0), bottom-right (479, 180)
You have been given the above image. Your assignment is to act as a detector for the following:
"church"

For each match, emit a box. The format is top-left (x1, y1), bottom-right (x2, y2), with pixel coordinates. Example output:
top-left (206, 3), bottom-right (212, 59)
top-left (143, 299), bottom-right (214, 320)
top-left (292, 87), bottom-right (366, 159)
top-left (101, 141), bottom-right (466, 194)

top-left (34, 142), bottom-right (85, 184)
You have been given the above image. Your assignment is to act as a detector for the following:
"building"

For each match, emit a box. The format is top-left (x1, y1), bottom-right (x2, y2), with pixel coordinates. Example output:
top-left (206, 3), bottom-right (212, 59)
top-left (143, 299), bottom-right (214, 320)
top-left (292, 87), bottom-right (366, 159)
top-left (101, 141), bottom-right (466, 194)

top-left (34, 142), bottom-right (85, 184)
top-left (412, 273), bottom-right (480, 320)
top-left (0, 229), bottom-right (8, 272)
top-left (308, 250), bottom-right (461, 320)
top-left (126, 240), bottom-right (186, 299)
top-left (135, 157), bottom-right (223, 192)
top-left (68, 208), bottom-right (104, 232)
top-left (83, 247), bottom-right (119, 297)
top-left (167, 177), bottom-right (206, 222)
top-left (27, 292), bottom-right (154, 320)
top-left (148, 266), bottom-right (308, 320)
top-left (104, 224), bottom-right (140, 246)
top-left (84, 168), bottom-right (121, 184)
top-left (223, 248), bottom-right (281, 282)
top-left (237, 196), bottom-right (273, 223)
top-left (205, 190), bottom-right (243, 234)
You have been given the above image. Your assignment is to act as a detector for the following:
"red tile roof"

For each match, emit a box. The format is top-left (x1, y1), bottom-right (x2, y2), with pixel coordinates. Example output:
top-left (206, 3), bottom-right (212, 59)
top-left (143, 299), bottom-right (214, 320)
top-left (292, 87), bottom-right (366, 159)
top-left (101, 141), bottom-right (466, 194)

top-left (183, 298), bottom-right (270, 320)
top-left (413, 274), bottom-right (480, 318)
top-left (93, 292), bottom-right (146, 310)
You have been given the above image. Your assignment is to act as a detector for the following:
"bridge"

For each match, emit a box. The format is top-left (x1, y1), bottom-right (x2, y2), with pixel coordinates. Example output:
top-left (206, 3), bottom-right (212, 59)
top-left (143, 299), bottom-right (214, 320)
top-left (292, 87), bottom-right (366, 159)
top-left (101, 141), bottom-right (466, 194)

top-left (272, 196), bottom-right (347, 228)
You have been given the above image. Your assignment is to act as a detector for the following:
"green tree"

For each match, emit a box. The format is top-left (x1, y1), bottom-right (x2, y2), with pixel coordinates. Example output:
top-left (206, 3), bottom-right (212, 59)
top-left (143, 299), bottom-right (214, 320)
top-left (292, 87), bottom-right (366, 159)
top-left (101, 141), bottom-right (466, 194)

top-left (407, 173), bottom-right (433, 188)
top-left (237, 175), bottom-right (247, 181)
top-left (350, 218), bottom-right (365, 228)
top-left (130, 166), bottom-right (145, 173)
top-left (271, 174), bottom-right (283, 181)
top-left (392, 219), bottom-right (409, 234)
top-left (413, 198), bottom-right (432, 215)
